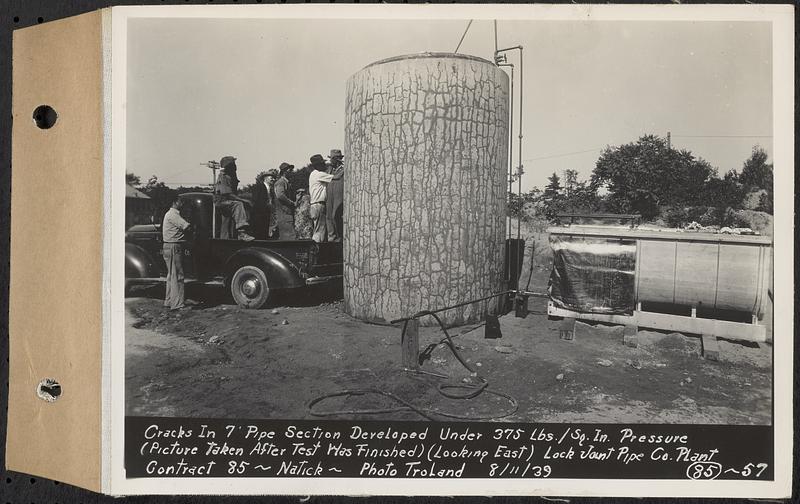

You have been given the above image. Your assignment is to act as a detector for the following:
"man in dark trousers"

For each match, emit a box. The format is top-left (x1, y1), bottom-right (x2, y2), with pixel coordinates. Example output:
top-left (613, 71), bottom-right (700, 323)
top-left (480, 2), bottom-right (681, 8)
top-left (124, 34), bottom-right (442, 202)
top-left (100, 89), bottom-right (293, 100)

top-left (215, 156), bottom-right (254, 241)
top-left (265, 169), bottom-right (279, 239)
top-left (249, 171), bottom-right (271, 240)
top-left (273, 162), bottom-right (296, 239)
top-left (162, 195), bottom-right (191, 310)
top-left (325, 149), bottom-right (345, 242)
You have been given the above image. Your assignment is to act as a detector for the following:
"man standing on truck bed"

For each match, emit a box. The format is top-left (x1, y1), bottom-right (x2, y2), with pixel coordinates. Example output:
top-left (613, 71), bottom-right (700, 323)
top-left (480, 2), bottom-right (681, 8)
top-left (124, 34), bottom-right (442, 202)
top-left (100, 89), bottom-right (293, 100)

top-left (215, 156), bottom-right (254, 241)
top-left (162, 195), bottom-right (191, 310)
top-left (249, 170), bottom-right (272, 240)
top-left (273, 162), bottom-right (296, 239)
top-left (325, 149), bottom-right (345, 242)
top-left (308, 153), bottom-right (341, 242)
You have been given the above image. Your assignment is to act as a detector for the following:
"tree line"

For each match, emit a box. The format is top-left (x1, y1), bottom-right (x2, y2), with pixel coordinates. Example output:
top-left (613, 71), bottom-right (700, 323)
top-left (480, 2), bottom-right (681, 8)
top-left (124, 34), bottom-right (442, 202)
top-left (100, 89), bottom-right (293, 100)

top-left (509, 135), bottom-right (773, 227)
top-left (127, 134), bottom-right (773, 230)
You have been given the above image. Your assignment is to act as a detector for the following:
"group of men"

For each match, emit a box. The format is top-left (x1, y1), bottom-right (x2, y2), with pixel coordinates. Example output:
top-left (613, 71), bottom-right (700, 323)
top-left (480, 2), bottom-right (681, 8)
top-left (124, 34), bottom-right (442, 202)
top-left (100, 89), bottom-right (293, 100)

top-left (249, 161), bottom-right (296, 241)
top-left (159, 149), bottom-right (345, 310)
top-left (213, 150), bottom-right (345, 243)
top-left (309, 149), bottom-right (345, 242)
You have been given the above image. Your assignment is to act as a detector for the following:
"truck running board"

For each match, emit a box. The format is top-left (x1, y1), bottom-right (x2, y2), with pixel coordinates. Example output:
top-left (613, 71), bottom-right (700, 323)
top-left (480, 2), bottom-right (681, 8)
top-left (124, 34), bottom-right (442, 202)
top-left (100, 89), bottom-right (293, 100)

top-left (305, 275), bottom-right (343, 286)
top-left (127, 277), bottom-right (223, 286)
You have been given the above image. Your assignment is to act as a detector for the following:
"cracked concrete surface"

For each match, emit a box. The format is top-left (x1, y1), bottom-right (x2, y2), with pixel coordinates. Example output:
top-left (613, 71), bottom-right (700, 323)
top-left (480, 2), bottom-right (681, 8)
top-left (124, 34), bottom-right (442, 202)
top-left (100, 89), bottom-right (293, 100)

top-left (344, 54), bottom-right (510, 326)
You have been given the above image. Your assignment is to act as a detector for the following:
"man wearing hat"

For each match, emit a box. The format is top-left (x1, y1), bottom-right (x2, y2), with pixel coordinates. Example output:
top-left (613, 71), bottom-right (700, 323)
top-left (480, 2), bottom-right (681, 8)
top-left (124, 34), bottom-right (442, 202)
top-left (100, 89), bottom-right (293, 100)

top-left (325, 149), bottom-right (345, 242)
top-left (215, 156), bottom-right (254, 241)
top-left (308, 154), bottom-right (341, 242)
top-left (273, 162), bottom-right (296, 240)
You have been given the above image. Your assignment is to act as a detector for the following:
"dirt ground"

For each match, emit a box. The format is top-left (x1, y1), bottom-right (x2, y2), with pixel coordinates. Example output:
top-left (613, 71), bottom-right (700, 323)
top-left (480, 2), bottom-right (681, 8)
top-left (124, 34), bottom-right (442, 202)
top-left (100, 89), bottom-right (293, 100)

top-left (126, 269), bottom-right (772, 424)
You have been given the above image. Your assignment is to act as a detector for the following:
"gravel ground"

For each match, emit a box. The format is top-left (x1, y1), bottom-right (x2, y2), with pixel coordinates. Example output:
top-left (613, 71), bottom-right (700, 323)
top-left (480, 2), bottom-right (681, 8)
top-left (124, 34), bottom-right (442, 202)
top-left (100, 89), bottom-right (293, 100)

top-left (125, 279), bottom-right (771, 424)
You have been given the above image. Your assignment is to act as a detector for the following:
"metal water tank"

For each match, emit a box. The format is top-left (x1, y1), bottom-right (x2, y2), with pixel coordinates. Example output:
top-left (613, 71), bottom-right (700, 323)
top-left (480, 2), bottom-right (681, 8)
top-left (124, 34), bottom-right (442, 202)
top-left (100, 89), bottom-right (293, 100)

top-left (344, 53), bottom-right (510, 325)
top-left (635, 233), bottom-right (771, 317)
top-left (549, 226), bottom-right (772, 318)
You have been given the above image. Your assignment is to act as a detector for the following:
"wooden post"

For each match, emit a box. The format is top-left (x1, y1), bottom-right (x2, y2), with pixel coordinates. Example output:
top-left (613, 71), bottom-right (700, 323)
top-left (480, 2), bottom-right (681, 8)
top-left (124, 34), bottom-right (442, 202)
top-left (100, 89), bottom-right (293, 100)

top-left (514, 295), bottom-right (529, 318)
top-left (559, 317), bottom-right (575, 341)
top-left (702, 333), bottom-right (720, 361)
top-left (623, 324), bottom-right (638, 348)
top-left (485, 314), bottom-right (502, 339)
top-left (402, 319), bottom-right (420, 370)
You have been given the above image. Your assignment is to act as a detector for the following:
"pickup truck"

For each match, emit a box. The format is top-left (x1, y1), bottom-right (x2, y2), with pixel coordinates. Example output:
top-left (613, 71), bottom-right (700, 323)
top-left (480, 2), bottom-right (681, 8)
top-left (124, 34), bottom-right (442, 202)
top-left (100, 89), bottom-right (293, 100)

top-left (125, 192), bottom-right (342, 309)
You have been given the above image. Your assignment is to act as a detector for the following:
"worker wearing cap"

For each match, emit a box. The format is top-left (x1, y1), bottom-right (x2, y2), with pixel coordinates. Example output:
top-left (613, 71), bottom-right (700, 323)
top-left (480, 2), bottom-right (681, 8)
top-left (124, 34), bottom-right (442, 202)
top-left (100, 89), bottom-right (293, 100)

top-left (215, 156), bottom-right (254, 241)
top-left (308, 154), bottom-right (342, 242)
top-left (273, 162), bottom-right (296, 240)
top-left (325, 149), bottom-right (345, 242)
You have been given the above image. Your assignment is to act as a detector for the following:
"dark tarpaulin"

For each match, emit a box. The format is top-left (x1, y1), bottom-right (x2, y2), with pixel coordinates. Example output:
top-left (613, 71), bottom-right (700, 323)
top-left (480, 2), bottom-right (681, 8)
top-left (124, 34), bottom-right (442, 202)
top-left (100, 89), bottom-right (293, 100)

top-left (548, 235), bottom-right (636, 314)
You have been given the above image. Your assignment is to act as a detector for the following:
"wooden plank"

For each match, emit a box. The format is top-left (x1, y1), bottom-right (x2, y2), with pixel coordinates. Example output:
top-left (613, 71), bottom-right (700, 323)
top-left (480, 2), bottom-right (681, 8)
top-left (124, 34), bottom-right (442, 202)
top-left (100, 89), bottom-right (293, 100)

top-left (514, 294), bottom-right (529, 318)
top-left (702, 333), bottom-right (720, 361)
top-left (547, 302), bottom-right (766, 343)
top-left (547, 225), bottom-right (772, 245)
top-left (559, 317), bottom-right (575, 341)
top-left (401, 319), bottom-right (420, 370)
top-left (485, 314), bottom-right (502, 339)
top-left (623, 325), bottom-right (638, 348)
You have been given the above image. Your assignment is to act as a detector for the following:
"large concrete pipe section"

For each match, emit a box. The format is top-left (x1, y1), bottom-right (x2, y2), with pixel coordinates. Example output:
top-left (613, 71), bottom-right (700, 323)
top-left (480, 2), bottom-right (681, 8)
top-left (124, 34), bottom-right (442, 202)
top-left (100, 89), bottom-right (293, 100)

top-left (344, 53), bottom-right (510, 325)
top-left (549, 226), bottom-right (772, 319)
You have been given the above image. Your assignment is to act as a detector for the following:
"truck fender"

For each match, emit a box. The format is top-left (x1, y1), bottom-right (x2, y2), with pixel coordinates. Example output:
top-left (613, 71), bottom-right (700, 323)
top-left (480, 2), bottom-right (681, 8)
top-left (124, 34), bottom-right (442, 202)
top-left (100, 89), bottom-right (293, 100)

top-left (222, 248), bottom-right (305, 290)
top-left (125, 242), bottom-right (160, 279)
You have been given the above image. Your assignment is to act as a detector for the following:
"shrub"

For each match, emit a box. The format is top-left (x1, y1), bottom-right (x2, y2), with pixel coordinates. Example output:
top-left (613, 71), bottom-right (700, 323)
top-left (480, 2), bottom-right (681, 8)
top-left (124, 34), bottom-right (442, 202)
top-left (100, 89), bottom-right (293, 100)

top-left (664, 207), bottom-right (689, 228)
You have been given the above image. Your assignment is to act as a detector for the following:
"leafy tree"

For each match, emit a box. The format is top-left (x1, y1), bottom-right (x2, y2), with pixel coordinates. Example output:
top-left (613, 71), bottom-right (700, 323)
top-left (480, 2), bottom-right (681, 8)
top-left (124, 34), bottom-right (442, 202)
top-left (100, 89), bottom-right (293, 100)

top-left (739, 146), bottom-right (773, 214)
top-left (541, 172), bottom-right (565, 218)
top-left (740, 146), bottom-right (773, 191)
top-left (694, 170), bottom-right (746, 226)
top-left (566, 180), bottom-right (602, 213)
top-left (507, 187), bottom-right (543, 221)
top-left (757, 192), bottom-right (773, 214)
top-left (287, 165), bottom-right (312, 193)
top-left (126, 172), bottom-right (141, 186)
top-left (507, 172), bottom-right (601, 222)
top-left (140, 175), bottom-right (177, 218)
top-left (562, 169), bottom-right (578, 199)
top-left (175, 185), bottom-right (209, 194)
top-left (544, 172), bottom-right (562, 198)
top-left (592, 135), bottom-right (715, 219)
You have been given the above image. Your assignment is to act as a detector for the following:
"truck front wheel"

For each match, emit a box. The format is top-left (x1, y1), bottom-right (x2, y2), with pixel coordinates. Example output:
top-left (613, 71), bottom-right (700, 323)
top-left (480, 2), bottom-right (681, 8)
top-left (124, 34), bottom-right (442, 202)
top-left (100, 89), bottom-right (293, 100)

top-left (230, 265), bottom-right (270, 309)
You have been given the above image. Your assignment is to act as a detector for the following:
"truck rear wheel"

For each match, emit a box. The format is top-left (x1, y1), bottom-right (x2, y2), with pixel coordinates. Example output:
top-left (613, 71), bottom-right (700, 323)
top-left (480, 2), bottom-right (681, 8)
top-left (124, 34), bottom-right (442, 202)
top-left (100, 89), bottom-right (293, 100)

top-left (230, 265), bottom-right (270, 309)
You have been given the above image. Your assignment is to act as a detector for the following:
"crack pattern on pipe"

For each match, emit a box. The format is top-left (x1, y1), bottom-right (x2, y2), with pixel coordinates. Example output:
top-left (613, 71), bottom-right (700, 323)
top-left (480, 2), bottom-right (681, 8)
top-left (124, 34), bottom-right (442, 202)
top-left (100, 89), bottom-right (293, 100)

top-left (344, 55), bottom-right (510, 326)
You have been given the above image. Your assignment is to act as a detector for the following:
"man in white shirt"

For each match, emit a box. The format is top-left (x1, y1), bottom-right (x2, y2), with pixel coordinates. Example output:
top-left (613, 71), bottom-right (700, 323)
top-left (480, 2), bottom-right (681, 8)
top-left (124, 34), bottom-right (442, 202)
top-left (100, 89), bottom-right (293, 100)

top-left (162, 195), bottom-right (191, 310)
top-left (308, 154), bottom-right (339, 242)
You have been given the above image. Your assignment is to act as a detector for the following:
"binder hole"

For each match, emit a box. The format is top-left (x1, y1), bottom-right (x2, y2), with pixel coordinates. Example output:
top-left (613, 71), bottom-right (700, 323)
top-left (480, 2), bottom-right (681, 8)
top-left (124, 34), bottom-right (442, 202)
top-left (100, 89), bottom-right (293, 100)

top-left (36, 378), bottom-right (61, 402)
top-left (37, 17), bottom-right (44, 23)
top-left (13, 16), bottom-right (19, 23)
top-left (32, 105), bottom-right (58, 129)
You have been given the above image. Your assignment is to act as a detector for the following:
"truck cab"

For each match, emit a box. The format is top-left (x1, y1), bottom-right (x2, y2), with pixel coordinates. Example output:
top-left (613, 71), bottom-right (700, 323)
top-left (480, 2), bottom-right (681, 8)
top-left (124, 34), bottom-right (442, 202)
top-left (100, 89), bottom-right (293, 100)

top-left (125, 192), bottom-right (342, 309)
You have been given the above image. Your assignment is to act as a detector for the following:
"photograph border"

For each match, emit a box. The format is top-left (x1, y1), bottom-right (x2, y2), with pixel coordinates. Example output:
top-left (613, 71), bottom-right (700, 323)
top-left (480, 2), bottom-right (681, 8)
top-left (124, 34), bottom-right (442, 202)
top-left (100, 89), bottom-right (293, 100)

top-left (107, 3), bottom-right (794, 497)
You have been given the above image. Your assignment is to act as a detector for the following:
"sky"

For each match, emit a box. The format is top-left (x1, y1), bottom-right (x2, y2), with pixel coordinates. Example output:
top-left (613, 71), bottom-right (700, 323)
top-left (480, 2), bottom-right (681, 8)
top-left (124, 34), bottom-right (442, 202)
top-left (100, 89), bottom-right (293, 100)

top-left (126, 17), bottom-right (772, 192)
